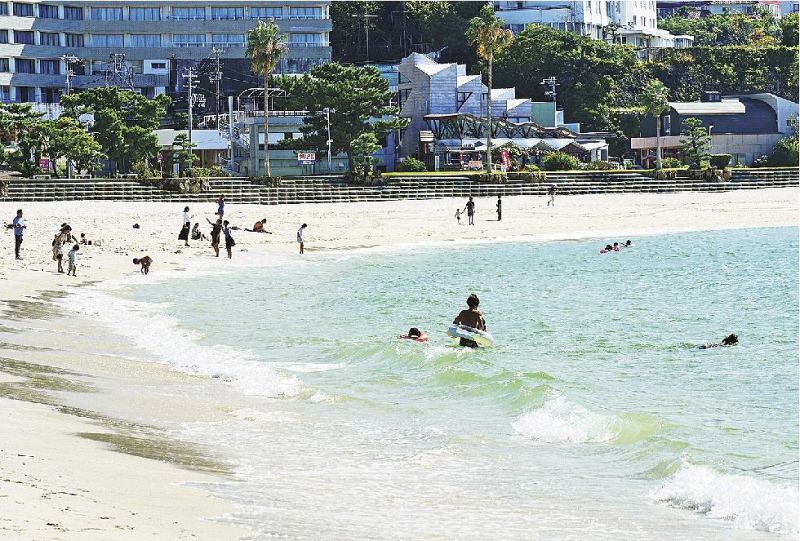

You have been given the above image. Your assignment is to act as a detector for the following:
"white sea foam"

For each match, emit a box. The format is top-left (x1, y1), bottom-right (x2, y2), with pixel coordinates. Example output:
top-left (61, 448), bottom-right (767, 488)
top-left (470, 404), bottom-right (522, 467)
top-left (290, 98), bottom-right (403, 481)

top-left (512, 393), bottom-right (618, 443)
top-left (652, 460), bottom-right (799, 535)
top-left (63, 284), bottom-right (308, 399)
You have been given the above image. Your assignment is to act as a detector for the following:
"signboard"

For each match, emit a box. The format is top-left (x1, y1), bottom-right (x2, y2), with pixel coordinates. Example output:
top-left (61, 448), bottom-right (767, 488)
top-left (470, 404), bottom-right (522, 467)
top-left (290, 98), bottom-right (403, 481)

top-left (297, 152), bottom-right (315, 165)
top-left (500, 149), bottom-right (510, 170)
top-left (38, 158), bottom-right (50, 170)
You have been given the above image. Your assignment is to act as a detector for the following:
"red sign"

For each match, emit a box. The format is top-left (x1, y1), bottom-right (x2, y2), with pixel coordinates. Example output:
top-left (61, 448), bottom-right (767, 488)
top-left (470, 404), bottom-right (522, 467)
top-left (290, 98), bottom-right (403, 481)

top-left (500, 150), bottom-right (510, 169)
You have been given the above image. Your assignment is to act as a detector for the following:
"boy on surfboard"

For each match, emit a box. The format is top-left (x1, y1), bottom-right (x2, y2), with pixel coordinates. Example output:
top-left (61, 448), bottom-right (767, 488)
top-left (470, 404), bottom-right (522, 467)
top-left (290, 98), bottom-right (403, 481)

top-left (453, 294), bottom-right (486, 348)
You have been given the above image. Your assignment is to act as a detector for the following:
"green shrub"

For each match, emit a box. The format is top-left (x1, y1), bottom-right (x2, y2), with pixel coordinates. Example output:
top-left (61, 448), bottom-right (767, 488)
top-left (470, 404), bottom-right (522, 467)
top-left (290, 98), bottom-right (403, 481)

top-left (661, 157), bottom-right (684, 169)
top-left (396, 157), bottom-right (427, 172)
top-left (709, 154), bottom-right (732, 169)
top-left (521, 164), bottom-right (541, 172)
top-left (540, 152), bottom-right (581, 171)
top-left (131, 161), bottom-right (158, 180)
top-left (477, 172), bottom-right (507, 184)
top-left (192, 166), bottom-right (229, 178)
top-left (509, 171), bottom-right (545, 182)
top-left (587, 160), bottom-right (616, 170)
top-left (764, 137), bottom-right (799, 167)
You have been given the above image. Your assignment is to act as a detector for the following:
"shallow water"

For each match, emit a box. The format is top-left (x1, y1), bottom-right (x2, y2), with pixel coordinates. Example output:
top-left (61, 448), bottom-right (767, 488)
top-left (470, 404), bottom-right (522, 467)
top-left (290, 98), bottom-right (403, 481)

top-left (71, 227), bottom-right (798, 539)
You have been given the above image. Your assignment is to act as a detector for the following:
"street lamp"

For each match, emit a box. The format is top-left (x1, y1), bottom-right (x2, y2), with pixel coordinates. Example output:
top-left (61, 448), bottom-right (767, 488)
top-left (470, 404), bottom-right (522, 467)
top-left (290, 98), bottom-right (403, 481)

top-left (323, 107), bottom-right (334, 172)
top-left (707, 124), bottom-right (714, 136)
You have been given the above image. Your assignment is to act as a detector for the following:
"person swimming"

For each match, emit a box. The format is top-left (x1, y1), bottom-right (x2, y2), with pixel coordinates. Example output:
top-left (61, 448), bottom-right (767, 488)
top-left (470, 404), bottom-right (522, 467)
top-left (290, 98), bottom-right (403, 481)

top-left (400, 327), bottom-right (428, 342)
top-left (699, 333), bottom-right (738, 349)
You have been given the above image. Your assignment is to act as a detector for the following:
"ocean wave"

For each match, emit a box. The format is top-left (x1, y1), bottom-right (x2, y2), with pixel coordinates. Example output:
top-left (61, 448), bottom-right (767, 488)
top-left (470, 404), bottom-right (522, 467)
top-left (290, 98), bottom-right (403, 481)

top-left (512, 392), bottom-right (657, 444)
top-left (63, 287), bottom-right (310, 399)
top-left (512, 393), bottom-right (617, 443)
top-left (652, 460), bottom-right (799, 535)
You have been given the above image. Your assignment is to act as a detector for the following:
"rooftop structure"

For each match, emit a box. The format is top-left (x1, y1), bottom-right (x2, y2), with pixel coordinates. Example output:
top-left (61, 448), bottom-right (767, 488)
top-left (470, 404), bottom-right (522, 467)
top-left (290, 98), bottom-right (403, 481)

top-left (398, 53), bottom-right (609, 166)
top-left (494, 1), bottom-right (693, 50)
top-left (656, 1), bottom-right (785, 18)
top-left (632, 91), bottom-right (799, 166)
top-left (0, 1), bottom-right (331, 107)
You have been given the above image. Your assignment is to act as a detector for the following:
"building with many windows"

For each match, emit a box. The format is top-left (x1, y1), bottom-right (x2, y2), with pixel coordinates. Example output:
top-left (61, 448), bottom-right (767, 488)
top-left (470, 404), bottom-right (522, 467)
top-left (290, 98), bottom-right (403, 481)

top-left (0, 1), bottom-right (331, 106)
top-left (494, 1), bottom-right (693, 50)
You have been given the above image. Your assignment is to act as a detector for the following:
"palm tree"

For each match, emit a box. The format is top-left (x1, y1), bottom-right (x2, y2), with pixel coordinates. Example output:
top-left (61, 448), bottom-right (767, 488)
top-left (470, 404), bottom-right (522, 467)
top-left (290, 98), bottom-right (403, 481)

top-left (246, 21), bottom-right (286, 177)
top-left (640, 79), bottom-right (670, 169)
top-left (466, 3), bottom-right (513, 173)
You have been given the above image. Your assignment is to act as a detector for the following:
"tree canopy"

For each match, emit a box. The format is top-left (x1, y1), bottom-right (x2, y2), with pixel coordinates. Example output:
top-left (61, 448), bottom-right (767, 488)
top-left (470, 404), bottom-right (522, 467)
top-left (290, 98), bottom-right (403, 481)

top-left (275, 62), bottom-right (406, 171)
top-left (61, 87), bottom-right (170, 173)
top-left (658, 10), bottom-right (782, 47)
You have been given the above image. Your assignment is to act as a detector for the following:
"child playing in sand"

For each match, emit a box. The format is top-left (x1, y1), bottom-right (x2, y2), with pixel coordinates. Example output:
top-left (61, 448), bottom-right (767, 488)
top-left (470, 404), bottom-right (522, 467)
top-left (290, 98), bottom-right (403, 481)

top-left (133, 256), bottom-right (152, 275)
top-left (67, 244), bottom-right (79, 276)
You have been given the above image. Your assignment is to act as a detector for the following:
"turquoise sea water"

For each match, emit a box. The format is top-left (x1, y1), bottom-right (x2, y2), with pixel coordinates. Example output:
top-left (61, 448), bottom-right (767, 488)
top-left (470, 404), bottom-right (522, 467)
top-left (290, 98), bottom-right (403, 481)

top-left (84, 227), bottom-right (798, 539)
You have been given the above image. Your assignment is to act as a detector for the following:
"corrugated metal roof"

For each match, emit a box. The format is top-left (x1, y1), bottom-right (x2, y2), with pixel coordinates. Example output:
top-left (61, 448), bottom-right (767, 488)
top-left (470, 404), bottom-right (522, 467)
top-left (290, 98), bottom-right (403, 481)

top-left (671, 99), bottom-right (745, 115)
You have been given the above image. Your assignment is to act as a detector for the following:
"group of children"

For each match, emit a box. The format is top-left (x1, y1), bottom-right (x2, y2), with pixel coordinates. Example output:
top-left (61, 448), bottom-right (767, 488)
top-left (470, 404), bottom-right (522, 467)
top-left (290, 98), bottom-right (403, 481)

top-left (51, 223), bottom-right (94, 276)
top-left (600, 240), bottom-right (633, 254)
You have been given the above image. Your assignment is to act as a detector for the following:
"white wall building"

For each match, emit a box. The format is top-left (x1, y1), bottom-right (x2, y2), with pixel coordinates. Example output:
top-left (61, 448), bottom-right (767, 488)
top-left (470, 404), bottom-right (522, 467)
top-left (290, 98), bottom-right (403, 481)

top-left (494, 1), bottom-right (693, 48)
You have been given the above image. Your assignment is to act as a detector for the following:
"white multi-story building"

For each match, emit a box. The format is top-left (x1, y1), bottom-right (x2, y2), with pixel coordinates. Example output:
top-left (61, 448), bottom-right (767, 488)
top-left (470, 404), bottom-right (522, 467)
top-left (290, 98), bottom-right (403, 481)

top-left (0, 1), bottom-right (331, 105)
top-left (494, 1), bottom-right (693, 49)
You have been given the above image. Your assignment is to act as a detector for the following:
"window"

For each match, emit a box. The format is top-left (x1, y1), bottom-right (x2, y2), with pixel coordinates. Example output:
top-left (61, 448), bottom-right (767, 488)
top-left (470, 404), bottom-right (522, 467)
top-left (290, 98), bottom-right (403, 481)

top-left (65, 33), bottom-right (83, 47)
top-left (15, 58), bottom-right (35, 73)
top-left (151, 62), bottom-right (167, 69)
top-left (129, 7), bottom-right (160, 21)
top-left (171, 7), bottom-right (205, 20)
top-left (40, 59), bottom-right (60, 74)
top-left (289, 33), bottom-right (322, 47)
top-left (0, 59), bottom-right (8, 72)
top-left (129, 34), bottom-right (161, 47)
top-left (91, 34), bottom-right (124, 47)
top-left (13, 3), bottom-right (34, 17)
top-left (211, 7), bottom-right (244, 20)
top-left (662, 115), bottom-right (671, 136)
top-left (0, 4), bottom-right (7, 15)
top-left (0, 86), bottom-right (9, 102)
top-left (91, 7), bottom-right (123, 20)
top-left (16, 86), bottom-right (33, 102)
top-left (173, 33), bottom-right (205, 47)
top-left (40, 32), bottom-right (60, 46)
top-left (457, 91), bottom-right (469, 109)
top-left (251, 6), bottom-right (282, 19)
top-left (289, 7), bottom-right (323, 19)
top-left (211, 34), bottom-right (245, 47)
top-left (64, 6), bottom-right (83, 20)
top-left (0, 30), bottom-right (9, 44)
top-left (39, 4), bottom-right (59, 18)
top-left (632, 15), bottom-right (637, 25)
top-left (14, 31), bottom-right (34, 44)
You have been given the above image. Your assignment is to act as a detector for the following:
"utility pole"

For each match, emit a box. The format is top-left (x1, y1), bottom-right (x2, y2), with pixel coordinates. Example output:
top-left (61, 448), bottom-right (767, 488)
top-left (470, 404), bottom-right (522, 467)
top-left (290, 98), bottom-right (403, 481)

top-left (353, 12), bottom-right (378, 62)
top-left (183, 67), bottom-right (198, 146)
top-left (61, 55), bottom-right (79, 96)
top-left (209, 47), bottom-right (223, 129)
top-left (323, 107), bottom-right (334, 172)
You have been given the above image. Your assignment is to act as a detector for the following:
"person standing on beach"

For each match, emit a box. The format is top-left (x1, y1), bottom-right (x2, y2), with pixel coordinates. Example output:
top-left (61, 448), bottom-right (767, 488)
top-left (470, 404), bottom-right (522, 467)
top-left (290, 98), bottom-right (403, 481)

top-left (179, 206), bottom-right (191, 247)
top-left (11, 209), bottom-right (25, 259)
top-left (464, 197), bottom-right (475, 225)
top-left (496, 196), bottom-right (502, 221)
top-left (67, 244), bottom-right (79, 276)
top-left (547, 184), bottom-right (557, 207)
top-left (453, 294), bottom-right (487, 348)
top-left (297, 223), bottom-right (307, 254)
top-left (207, 217), bottom-right (222, 257)
top-left (215, 195), bottom-right (225, 218)
top-left (455, 208), bottom-right (462, 224)
top-left (223, 220), bottom-right (235, 259)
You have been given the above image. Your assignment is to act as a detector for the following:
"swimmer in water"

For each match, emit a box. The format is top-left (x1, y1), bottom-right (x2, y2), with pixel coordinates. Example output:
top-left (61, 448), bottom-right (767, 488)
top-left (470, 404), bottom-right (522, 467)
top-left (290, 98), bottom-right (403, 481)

top-left (699, 333), bottom-right (738, 349)
top-left (400, 327), bottom-right (428, 341)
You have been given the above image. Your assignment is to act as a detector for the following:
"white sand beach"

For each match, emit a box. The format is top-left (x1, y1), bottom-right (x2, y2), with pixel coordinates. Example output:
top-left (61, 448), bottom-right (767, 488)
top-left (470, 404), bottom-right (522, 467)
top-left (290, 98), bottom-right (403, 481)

top-left (0, 188), bottom-right (797, 539)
